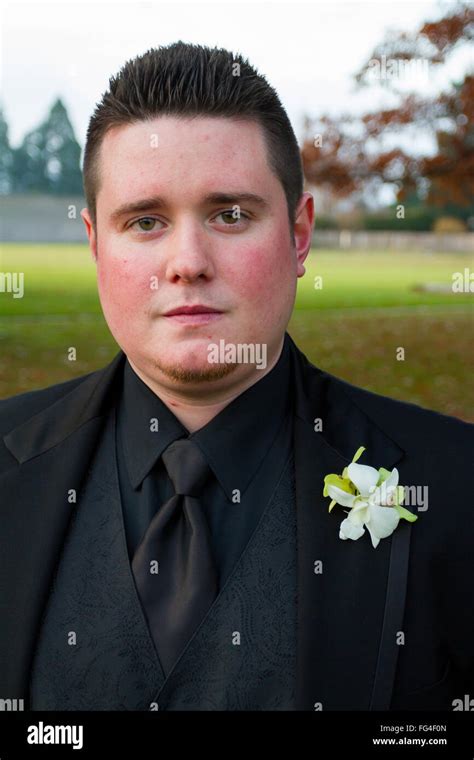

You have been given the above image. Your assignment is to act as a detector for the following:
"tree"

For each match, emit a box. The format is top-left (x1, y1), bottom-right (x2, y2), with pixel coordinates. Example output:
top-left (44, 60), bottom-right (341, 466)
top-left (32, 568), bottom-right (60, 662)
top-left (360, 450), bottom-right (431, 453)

top-left (301, 2), bottom-right (474, 211)
top-left (0, 106), bottom-right (14, 194)
top-left (12, 98), bottom-right (83, 194)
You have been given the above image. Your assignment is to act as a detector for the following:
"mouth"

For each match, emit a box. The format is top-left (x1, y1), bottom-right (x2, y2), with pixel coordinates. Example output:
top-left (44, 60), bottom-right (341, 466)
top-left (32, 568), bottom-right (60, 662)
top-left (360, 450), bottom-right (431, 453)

top-left (162, 305), bottom-right (224, 325)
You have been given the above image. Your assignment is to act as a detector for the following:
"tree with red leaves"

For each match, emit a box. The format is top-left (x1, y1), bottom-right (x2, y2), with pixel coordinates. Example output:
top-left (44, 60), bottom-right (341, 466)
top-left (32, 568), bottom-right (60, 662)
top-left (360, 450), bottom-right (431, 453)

top-left (302, 2), bottom-right (473, 211)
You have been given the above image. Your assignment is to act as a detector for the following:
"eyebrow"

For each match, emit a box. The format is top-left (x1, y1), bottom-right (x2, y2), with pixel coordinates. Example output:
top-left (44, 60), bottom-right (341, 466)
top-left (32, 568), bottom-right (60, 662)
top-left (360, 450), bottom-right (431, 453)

top-left (109, 192), bottom-right (270, 222)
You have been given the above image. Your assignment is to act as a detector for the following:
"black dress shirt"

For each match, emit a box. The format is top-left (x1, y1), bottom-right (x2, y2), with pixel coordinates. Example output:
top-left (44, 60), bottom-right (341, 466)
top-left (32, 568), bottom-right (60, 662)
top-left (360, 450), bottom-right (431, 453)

top-left (115, 334), bottom-right (294, 590)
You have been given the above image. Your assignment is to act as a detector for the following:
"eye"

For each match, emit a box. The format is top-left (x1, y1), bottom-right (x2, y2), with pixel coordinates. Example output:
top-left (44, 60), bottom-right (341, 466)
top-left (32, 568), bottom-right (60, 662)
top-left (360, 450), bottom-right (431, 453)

top-left (214, 209), bottom-right (251, 226)
top-left (130, 217), bottom-right (163, 232)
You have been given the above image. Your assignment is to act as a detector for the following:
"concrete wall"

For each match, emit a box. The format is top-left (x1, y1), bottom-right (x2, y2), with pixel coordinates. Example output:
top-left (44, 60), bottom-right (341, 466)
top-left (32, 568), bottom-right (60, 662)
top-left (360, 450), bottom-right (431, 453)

top-left (313, 229), bottom-right (474, 253)
top-left (1, 194), bottom-right (87, 242)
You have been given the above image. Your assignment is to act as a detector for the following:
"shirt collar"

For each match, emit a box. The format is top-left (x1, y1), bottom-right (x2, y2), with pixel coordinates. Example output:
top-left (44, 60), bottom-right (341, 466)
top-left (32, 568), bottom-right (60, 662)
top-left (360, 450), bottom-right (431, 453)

top-left (119, 333), bottom-right (292, 499)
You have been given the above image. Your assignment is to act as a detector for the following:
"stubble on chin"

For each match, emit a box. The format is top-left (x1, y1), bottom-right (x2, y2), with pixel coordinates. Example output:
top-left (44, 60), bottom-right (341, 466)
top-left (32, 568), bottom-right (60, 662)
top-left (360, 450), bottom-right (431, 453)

top-left (151, 357), bottom-right (239, 384)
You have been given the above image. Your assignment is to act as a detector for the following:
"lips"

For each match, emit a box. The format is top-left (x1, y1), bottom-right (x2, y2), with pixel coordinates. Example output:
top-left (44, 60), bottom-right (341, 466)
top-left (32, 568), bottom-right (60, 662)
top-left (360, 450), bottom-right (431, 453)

top-left (163, 305), bottom-right (223, 316)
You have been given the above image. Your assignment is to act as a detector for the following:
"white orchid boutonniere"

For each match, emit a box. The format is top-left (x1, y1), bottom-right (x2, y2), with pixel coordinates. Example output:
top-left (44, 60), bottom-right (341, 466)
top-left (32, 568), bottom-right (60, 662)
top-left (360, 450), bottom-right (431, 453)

top-left (323, 446), bottom-right (418, 548)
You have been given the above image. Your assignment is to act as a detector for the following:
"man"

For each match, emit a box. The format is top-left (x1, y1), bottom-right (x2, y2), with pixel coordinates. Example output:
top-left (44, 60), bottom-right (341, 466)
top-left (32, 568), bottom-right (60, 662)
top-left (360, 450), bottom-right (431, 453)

top-left (1, 42), bottom-right (473, 712)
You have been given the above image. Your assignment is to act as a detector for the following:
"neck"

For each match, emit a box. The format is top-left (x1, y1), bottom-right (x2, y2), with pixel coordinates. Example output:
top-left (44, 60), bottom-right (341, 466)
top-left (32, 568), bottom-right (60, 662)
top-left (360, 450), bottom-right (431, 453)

top-left (128, 337), bottom-right (284, 433)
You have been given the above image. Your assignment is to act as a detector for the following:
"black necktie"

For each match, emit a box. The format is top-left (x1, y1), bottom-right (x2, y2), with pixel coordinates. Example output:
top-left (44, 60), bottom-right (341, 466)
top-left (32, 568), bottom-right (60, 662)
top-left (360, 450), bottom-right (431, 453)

top-left (131, 438), bottom-right (219, 676)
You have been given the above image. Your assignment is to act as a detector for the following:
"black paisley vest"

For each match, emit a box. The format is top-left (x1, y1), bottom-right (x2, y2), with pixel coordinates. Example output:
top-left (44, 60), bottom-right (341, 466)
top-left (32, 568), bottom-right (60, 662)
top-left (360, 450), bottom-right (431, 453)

top-left (29, 406), bottom-right (297, 710)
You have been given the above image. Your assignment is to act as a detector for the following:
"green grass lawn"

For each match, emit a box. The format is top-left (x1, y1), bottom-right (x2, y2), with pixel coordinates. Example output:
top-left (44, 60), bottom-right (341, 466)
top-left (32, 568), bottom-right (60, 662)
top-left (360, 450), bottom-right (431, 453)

top-left (0, 243), bottom-right (473, 421)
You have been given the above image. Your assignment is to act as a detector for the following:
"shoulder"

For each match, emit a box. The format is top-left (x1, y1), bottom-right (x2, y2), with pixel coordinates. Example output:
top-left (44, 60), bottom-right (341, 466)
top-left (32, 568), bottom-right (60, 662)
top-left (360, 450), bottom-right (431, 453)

top-left (306, 357), bottom-right (473, 467)
top-left (0, 370), bottom-right (99, 437)
top-left (291, 335), bottom-right (473, 457)
top-left (336, 373), bottom-right (472, 443)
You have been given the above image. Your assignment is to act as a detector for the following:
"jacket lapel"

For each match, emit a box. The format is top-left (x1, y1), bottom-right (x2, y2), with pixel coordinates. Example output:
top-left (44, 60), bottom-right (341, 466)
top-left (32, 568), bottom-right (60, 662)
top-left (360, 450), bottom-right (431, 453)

top-left (0, 351), bottom-right (126, 701)
top-left (289, 334), bottom-right (412, 710)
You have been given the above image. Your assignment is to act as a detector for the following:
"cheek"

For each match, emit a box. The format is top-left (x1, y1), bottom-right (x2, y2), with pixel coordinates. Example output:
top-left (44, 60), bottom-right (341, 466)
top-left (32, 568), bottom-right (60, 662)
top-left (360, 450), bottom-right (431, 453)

top-left (97, 255), bottom-right (153, 320)
top-left (229, 238), bottom-right (293, 305)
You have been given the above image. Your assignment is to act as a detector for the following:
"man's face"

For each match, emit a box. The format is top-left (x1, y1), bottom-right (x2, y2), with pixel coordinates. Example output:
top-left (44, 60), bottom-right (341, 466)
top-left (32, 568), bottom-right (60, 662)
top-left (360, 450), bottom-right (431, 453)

top-left (82, 116), bottom-right (313, 391)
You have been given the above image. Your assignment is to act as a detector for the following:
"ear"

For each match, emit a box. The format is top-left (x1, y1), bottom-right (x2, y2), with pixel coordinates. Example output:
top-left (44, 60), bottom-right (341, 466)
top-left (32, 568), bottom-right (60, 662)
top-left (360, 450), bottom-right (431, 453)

top-left (81, 208), bottom-right (98, 262)
top-left (292, 192), bottom-right (315, 278)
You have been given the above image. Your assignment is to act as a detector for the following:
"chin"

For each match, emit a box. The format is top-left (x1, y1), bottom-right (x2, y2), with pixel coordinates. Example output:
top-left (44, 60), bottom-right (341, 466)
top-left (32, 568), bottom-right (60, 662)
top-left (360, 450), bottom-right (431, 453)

top-left (161, 341), bottom-right (210, 365)
top-left (157, 357), bottom-right (237, 384)
top-left (141, 342), bottom-right (226, 382)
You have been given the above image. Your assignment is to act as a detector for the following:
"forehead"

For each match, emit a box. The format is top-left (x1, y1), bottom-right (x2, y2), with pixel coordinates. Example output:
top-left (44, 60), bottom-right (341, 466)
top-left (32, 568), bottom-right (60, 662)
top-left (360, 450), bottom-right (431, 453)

top-left (97, 116), bottom-right (278, 202)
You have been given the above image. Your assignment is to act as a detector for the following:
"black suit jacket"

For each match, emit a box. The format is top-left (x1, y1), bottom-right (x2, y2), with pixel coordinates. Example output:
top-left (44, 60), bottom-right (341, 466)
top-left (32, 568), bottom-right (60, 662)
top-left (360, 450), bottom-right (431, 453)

top-left (1, 333), bottom-right (473, 710)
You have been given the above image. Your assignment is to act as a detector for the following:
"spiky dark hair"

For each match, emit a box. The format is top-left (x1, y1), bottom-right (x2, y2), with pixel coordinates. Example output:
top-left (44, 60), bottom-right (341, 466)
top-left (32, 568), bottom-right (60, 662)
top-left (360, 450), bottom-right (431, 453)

top-left (82, 41), bottom-right (303, 230)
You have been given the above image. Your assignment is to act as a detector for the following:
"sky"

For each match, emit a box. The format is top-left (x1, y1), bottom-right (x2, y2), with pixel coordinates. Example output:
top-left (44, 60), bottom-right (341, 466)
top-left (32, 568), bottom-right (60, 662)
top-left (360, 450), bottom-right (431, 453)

top-left (0, 0), bottom-right (470, 152)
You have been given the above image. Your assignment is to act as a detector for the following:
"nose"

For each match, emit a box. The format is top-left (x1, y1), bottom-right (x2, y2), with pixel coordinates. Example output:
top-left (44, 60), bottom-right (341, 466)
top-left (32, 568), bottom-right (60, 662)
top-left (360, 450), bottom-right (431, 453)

top-left (164, 219), bottom-right (214, 283)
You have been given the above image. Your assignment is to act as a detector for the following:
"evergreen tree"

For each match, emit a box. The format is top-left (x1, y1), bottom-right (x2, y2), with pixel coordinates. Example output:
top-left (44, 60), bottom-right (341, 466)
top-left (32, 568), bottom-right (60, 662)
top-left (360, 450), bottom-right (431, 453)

top-left (0, 106), bottom-right (14, 194)
top-left (12, 98), bottom-right (83, 194)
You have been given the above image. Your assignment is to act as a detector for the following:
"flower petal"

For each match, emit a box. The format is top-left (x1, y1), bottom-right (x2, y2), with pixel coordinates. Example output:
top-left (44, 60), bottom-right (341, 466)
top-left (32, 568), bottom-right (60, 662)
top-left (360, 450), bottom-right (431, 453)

top-left (395, 485), bottom-right (405, 506)
top-left (347, 502), bottom-right (369, 523)
top-left (367, 529), bottom-right (380, 549)
top-left (323, 473), bottom-right (355, 498)
top-left (339, 517), bottom-right (365, 541)
top-left (347, 462), bottom-right (380, 496)
top-left (376, 467), bottom-right (392, 485)
top-left (326, 484), bottom-right (358, 508)
top-left (366, 504), bottom-right (400, 547)
top-left (383, 467), bottom-right (399, 490)
top-left (395, 504), bottom-right (418, 522)
top-left (351, 446), bottom-right (366, 463)
top-left (369, 483), bottom-right (398, 507)
top-left (372, 470), bottom-right (399, 505)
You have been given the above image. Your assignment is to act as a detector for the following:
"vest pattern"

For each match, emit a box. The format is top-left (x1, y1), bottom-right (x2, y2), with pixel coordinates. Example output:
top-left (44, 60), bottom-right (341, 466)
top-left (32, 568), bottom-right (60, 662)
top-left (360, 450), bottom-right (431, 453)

top-left (29, 407), bottom-right (297, 710)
